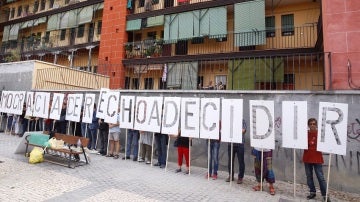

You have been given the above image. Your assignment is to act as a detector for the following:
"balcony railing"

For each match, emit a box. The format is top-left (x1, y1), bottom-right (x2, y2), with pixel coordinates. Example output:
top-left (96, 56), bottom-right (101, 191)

top-left (124, 25), bottom-right (318, 59)
top-left (0, 28), bottom-right (100, 55)
top-left (128, 0), bottom-right (213, 14)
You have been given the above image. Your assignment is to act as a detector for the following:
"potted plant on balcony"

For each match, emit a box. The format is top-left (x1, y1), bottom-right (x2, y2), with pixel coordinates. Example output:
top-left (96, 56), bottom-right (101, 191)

top-left (145, 45), bottom-right (156, 58)
top-left (125, 43), bottom-right (133, 58)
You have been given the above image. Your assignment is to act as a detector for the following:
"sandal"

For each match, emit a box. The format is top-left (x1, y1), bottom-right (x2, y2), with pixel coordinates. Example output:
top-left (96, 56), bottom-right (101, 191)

top-left (106, 154), bottom-right (114, 157)
top-left (269, 186), bottom-right (275, 195)
top-left (113, 155), bottom-right (119, 159)
top-left (252, 185), bottom-right (261, 191)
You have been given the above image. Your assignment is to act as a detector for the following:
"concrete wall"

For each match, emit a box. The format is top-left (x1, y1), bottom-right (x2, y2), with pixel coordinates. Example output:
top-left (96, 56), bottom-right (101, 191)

top-left (0, 61), bottom-right (35, 91)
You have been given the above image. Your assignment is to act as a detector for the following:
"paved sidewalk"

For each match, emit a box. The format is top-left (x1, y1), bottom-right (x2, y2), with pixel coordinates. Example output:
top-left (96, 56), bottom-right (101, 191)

top-left (0, 133), bottom-right (358, 202)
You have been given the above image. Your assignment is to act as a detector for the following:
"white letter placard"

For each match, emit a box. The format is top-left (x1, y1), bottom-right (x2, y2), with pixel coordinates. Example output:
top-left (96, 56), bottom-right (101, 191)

top-left (282, 101), bottom-right (308, 149)
top-left (120, 95), bottom-right (135, 129)
top-left (181, 97), bottom-right (200, 138)
top-left (200, 98), bottom-right (220, 139)
top-left (221, 99), bottom-right (243, 143)
top-left (250, 100), bottom-right (275, 150)
top-left (134, 96), bottom-right (163, 132)
top-left (49, 93), bottom-right (64, 120)
top-left (96, 88), bottom-right (109, 119)
top-left (82, 94), bottom-right (95, 124)
top-left (33, 92), bottom-right (50, 119)
top-left (317, 102), bottom-right (348, 155)
top-left (104, 91), bottom-right (120, 124)
top-left (10, 91), bottom-right (26, 115)
top-left (66, 94), bottom-right (83, 122)
top-left (25, 91), bottom-right (34, 116)
top-left (0, 91), bottom-right (8, 113)
top-left (161, 97), bottom-right (181, 135)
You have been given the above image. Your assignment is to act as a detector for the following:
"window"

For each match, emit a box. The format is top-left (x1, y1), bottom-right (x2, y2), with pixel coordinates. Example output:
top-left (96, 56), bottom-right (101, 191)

top-left (40, 0), bottom-right (46, 11)
top-left (60, 29), bottom-right (66, 40)
top-left (158, 77), bottom-right (166, 89)
top-left (139, 0), bottom-right (145, 7)
top-left (77, 24), bottom-right (85, 38)
top-left (144, 78), bottom-right (153, 89)
top-left (132, 78), bottom-right (139, 89)
top-left (17, 6), bottom-right (22, 17)
top-left (49, 0), bottom-right (55, 9)
top-left (24, 5), bottom-right (29, 15)
top-left (44, 31), bottom-right (50, 43)
top-left (10, 8), bottom-right (15, 18)
top-left (33, 1), bottom-right (39, 13)
top-left (281, 14), bottom-right (294, 36)
top-left (265, 16), bottom-right (275, 37)
top-left (175, 40), bottom-right (187, 55)
top-left (147, 31), bottom-right (156, 39)
top-left (97, 21), bottom-right (102, 35)
top-left (125, 77), bottom-right (131, 89)
top-left (191, 37), bottom-right (204, 44)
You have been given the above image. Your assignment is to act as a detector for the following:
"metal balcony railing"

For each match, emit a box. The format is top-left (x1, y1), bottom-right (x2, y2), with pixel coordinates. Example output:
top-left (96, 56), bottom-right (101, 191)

top-left (0, 28), bottom-right (100, 55)
top-left (128, 0), bottom-right (213, 14)
top-left (124, 25), bottom-right (318, 59)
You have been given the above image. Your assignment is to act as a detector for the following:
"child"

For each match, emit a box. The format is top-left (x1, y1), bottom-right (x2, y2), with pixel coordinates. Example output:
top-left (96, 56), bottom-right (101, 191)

top-left (175, 130), bottom-right (190, 174)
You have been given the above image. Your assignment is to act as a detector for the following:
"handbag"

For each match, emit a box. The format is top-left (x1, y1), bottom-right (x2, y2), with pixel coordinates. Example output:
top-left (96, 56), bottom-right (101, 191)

top-left (48, 137), bottom-right (65, 149)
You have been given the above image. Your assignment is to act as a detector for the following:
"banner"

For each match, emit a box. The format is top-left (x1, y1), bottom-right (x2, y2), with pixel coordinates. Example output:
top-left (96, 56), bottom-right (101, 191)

top-left (0, 91), bottom-right (25, 115)
top-left (120, 95), bottom-right (136, 129)
top-left (32, 92), bottom-right (50, 119)
top-left (49, 93), bottom-right (64, 120)
top-left (250, 100), bottom-right (275, 150)
top-left (161, 97), bottom-right (181, 135)
top-left (181, 97), bottom-right (200, 138)
top-left (317, 102), bottom-right (348, 155)
top-left (96, 88), bottom-right (109, 119)
top-left (82, 94), bottom-right (96, 124)
top-left (221, 99), bottom-right (244, 143)
top-left (25, 91), bottom-right (34, 117)
top-left (282, 101), bottom-right (308, 149)
top-left (199, 98), bottom-right (220, 139)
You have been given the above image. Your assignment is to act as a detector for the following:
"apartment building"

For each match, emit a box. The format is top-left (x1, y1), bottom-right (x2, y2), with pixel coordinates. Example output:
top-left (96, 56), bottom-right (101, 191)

top-left (0, 0), bottom-right (104, 73)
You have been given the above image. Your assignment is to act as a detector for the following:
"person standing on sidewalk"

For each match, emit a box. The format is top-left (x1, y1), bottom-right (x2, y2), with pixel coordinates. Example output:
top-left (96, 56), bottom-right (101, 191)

top-left (174, 130), bottom-right (190, 174)
top-left (251, 148), bottom-right (276, 195)
top-left (88, 104), bottom-right (99, 152)
top-left (154, 133), bottom-right (168, 168)
top-left (106, 110), bottom-right (121, 159)
top-left (97, 118), bottom-right (109, 156)
top-left (138, 130), bottom-right (152, 164)
top-left (303, 118), bottom-right (331, 202)
top-left (206, 135), bottom-right (220, 180)
top-left (123, 129), bottom-right (139, 161)
top-left (226, 119), bottom-right (247, 184)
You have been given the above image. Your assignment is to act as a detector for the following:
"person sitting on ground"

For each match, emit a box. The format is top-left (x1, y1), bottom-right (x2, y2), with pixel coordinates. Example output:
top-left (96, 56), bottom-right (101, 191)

top-left (174, 130), bottom-right (190, 174)
top-left (138, 130), bottom-right (152, 164)
top-left (303, 118), bottom-right (331, 202)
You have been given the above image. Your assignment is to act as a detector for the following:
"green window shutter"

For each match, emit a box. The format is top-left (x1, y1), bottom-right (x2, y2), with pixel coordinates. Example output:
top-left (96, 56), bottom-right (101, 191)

top-left (47, 14), bottom-right (60, 31)
top-left (2, 26), bottom-right (10, 42)
top-left (178, 12), bottom-right (194, 39)
top-left (234, 0), bottom-right (265, 46)
top-left (9, 23), bottom-right (20, 41)
top-left (147, 15), bottom-right (164, 27)
top-left (169, 14), bottom-right (179, 41)
top-left (164, 15), bottom-right (171, 41)
top-left (59, 12), bottom-right (70, 29)
top-left (209, 6), bottom-right (227, 37)
top-left (228, 59), bottom-right (256, 90)
top-left (166, 63), bottom-right (182, 88)
top-left (126, 19), bottom-right (142, 31)
top-left (78, 5), bottom-right (93, 25)
top-left (199, 9), bottom-right (210, 36)
top-left (181, 62), bottom-right (198, 90)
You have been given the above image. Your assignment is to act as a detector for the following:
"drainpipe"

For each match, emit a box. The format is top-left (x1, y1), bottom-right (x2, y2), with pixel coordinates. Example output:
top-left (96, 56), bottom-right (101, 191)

top-left (68, 48), bottom-right (77, 68)
top-left (86, 45), bottom-right (96, 72)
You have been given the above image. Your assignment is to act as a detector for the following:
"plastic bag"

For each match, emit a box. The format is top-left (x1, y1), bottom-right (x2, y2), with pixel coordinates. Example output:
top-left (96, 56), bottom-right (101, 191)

top-left (28, 133), bottom-right (50, 147)
top-left (48, 137), bottom-right (65, 149)
top-left (29, 147), bottom-right (44, 164)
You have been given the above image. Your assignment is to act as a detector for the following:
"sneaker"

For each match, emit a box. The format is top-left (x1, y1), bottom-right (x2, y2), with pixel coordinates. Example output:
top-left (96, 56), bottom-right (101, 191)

top-left (307, 193), bottom-right (316, 200)
top-left (184, 170), bottom-right (189, 174)
top-left (237, 178), bottom-right (243, 184)
top-left (138, 158), bottom-right (144, 162)
top-left (154, 162), bottom-right (161, 166)
top-left (212, 174), bottom-right (218, 180)
top-left (145, 161), bottom-right (151, 164)
top-left (122, 156), bottom-right (130, 160)
top-left (159, 164), bottom-right (166, 168)
top-left (175, 168), bottom-right (182, 173)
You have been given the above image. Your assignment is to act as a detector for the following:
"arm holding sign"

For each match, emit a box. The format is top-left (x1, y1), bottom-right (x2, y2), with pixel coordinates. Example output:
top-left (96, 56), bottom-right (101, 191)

top-left (302, 118), bottom-right (329, 201)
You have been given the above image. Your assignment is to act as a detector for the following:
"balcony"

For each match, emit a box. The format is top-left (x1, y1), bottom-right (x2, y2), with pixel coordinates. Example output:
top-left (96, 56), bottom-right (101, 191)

top-left (124, 24), bottom-right (318, 60)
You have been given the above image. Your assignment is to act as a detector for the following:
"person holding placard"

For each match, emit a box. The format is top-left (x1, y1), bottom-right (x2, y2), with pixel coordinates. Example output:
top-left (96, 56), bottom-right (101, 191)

top-left (251, 148), bottom-right (276, 195)
top-left (138, 131), bottom-right (152, 164)
top-left (154, 133), bottom-right (168, 168)
top-left (174, 130), bottom-right (190, 174)
top-left (54, 102), bottom-right (67, 134)
top-left (206, 136), bottom-right (220, 180)
top-left (226, 119), bottom-right (247, 184)
top-left (97, 118), bottom-right (109, 156)
top-left (303, 118), bottom-right (330, 202)
top-left (88, 104), bottom-right (99, 152)
top-left (106, 110), bottom-right (121, 159)
top-left (123, 129), bottom-right (139, 161)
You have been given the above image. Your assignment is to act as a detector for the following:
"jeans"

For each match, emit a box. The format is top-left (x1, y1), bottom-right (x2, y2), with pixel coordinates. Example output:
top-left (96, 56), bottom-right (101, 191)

top-left (209, 140), bottom-right (220, 175)
top-left (155, 133), bottom-right (168, 166)
top-left (99, 129), bottom-right (108, 154)
top-left (305, 163), bottom-right (327, 196)
top-left (88, 128), bottom-right (98, 150)
top-left (228, 143), bottom-right (245, 179)
top-left (81, 123), bottom-right (88, 137)
top-left (126, 129), bottom-right (139, 158)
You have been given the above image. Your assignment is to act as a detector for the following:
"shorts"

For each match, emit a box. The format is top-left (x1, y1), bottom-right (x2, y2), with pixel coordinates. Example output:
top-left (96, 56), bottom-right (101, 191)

top-left (109, 132), bottom-right (120, 141)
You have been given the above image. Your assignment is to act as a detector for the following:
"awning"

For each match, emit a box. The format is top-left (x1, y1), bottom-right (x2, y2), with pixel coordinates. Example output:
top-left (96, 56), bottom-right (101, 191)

top-left (147, 15), bottom-right (164, 27)
top-left (126, 19), bottom-right (141, 31)
top-left (9, 24), bottom-right (20, 41)
top-left (2, 26), bottom-right (10, 42)
top-left (47, 14), bottom-right (60, 31)
top-left (78, 5), bottom-right (93, 25)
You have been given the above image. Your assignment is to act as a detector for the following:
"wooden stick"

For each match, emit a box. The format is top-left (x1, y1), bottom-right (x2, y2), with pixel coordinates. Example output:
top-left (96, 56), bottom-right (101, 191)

top-left (260, 149), bottom-right (264, 192)
top-left (124, 129), bottom-right (128, 160)
top-left (150, 132), bottom-right (155, 167)
top-left (208, 139), bottom-right (210, 181)
top-left (293, 148), bottom-right (296, 198)
top-left (325, 154), bottom-right (332, 202)
top-left (165, 135), bottom-right (170, 172)
top-left (188, 138), bottom-right (191, 175)
top-left (230, 143), bottom-right (233, 186)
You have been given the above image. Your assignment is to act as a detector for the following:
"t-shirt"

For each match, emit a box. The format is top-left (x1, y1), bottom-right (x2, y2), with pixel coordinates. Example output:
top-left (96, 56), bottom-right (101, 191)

top-left (109, 114), bottom-right (120, 133)
top-left (303, 130), bottom-right (324, 164)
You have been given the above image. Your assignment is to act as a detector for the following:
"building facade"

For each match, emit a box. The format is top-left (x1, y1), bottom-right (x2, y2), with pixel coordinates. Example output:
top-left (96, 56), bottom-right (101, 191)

top-left (0, 0), bottom-right (104, 74)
